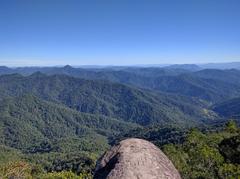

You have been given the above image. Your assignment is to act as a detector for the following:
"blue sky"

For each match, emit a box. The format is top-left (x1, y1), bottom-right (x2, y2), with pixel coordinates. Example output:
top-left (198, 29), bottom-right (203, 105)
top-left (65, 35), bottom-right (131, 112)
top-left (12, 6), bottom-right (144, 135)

top-left (0, 0), bottom-right (240, 66)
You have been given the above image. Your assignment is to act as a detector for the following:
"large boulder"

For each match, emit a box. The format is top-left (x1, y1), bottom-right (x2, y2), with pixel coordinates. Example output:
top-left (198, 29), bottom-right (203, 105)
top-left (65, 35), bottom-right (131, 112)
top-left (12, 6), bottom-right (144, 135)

top-left (94, 138), bottom-right (181, 179)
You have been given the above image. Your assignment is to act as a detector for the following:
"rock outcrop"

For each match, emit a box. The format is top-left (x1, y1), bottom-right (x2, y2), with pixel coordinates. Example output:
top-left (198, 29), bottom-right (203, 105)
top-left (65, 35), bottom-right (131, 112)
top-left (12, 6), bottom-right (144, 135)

top-left (94, 138), bottom-right (181, 179)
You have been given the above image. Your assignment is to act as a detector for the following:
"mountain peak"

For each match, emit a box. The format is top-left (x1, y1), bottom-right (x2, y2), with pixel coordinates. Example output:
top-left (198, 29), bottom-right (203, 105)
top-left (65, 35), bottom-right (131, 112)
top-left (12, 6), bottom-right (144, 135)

top-left (63, 65), bottom-right (73, 69)
top-left (30, 71), bottom-right (45, 77)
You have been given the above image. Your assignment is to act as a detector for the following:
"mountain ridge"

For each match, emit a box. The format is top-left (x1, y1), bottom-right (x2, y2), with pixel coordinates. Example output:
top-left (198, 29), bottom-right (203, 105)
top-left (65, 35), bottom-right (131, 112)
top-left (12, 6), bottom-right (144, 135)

top-left (0, 73), bottom-right (217, 126)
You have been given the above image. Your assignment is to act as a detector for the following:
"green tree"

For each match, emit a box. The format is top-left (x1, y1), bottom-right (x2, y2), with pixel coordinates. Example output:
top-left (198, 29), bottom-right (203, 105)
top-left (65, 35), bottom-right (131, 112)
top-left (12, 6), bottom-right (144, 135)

top-left (39, 171), bottom-right (92, 179)
top-left (218, 164), bottom-right (240, 179)
top-left (225, 120), bottom-right (238, 133)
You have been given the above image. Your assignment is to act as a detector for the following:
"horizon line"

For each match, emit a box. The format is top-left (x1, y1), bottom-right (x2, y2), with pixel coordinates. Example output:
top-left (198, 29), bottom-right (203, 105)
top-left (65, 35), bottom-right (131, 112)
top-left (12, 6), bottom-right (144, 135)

top-left (1, 61), bottom-right (240, 68)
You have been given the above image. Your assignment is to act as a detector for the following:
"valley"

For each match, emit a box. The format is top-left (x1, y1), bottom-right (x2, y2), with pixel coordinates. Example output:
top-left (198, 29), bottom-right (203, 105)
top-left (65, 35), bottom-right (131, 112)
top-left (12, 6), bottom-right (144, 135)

top-left (0, 65), bottom-right (239, 178)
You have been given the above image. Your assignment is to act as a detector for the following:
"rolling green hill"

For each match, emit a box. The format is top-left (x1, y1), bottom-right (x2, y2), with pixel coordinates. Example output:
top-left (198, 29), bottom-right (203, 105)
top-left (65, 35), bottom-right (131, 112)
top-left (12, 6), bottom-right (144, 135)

top-left (194, 69), bottom-right (240, 85)
top-left (0, 94), bottom-right (138, 150)
top-left (0, 73), bottom-right (217, 126)
top-left (212, 97), bottom-right (240, 119)
top-left (0, 94), bottom-right (140, 176)
top-left (2, 66), bottom-right (240, 103)
top-left (1, 67), bottom-right (240, 178)
top-left (0, 72), bottom-right (223, 177)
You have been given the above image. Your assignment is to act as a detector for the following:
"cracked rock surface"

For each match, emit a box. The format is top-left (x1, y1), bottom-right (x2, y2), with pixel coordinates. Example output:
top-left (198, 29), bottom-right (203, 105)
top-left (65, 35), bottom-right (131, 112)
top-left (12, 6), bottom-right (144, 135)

top-left (94, 138), bottom-right (181, 179)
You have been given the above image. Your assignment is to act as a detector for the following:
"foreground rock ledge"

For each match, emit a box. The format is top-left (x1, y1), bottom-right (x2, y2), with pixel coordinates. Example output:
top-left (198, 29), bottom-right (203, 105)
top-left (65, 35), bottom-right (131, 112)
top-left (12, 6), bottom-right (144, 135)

top-left (94, 138), bottom-right (181, 179)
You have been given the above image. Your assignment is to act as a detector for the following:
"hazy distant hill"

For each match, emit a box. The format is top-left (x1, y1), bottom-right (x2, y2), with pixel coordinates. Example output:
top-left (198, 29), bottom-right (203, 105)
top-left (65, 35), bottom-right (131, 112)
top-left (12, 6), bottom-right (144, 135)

top-left (1, 66), bottom-right (240, 103)
top-left (193, 69), bottom-right (240, 85)
top-left (164, 64), bottom-right (201, 71)
top-left (0, 66), bottom-right (14, 75)
top-left (199, 62), bottom-right (240, 69)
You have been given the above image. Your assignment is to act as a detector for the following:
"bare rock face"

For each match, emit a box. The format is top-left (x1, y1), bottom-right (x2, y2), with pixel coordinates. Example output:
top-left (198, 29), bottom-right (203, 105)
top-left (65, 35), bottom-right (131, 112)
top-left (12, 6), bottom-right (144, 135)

top-left (94, 138), bottom-right (181, 179)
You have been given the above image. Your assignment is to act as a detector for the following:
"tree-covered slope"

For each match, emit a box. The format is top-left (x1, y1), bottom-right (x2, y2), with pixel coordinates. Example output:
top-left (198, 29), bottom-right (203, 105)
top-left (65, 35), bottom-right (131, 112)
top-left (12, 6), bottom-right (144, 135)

top-left (1, 67), bottom-right (240, 178)
top-left (92, 71), bottom-right (240, 103)
top-left (0, 94), bottom-right (140, 177)
top-left (193, 69), bottom-right (240, 85)
top-left (0, 94), bottom-right (138, 150)
top-left (163, 121), bottom-right (240, 179)
top-left (41, 67), bottom-right (240, 103)
top-left (1, 66), bottom-right (240, 103)
top-left (0, 73), bottom-right (216, 126)
top-left (212, 97), bottom-right (240, 119)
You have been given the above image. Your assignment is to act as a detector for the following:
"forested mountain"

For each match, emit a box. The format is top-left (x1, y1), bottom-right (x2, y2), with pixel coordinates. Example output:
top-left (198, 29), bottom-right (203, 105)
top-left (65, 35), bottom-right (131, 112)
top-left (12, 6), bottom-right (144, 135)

top-left (164, 64), bottom-right (201, 71)
top-left (193, 69), bottom-right (240, 85)
top-left (0, 66), bottom-right (240, 178)
top-left (1, 66), bottom-right (240, 103)
top-left (0, 94), bottom-right (140, 177)
top-left (199, 62), bottom-right (240, 69)
top-left (0, 73), bottom-right (216, 126)
top-left (0, 94), bottom-right (138, 150)
top-left (212, 97), bottom-right (240, 119)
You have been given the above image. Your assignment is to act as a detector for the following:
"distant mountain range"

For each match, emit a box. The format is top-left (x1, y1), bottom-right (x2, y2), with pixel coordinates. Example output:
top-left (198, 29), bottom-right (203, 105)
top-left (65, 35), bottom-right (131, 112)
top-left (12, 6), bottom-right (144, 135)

top-left (165, 62), bottom-right (240, 70)
top-left (2, 64), bottom-right (240, 102)
top-left (1, 64), bottom-right (240, 103)
top-left (199, 62), bottom-right (240, 69)
top-left (1, 61), bottom-right (240, 73)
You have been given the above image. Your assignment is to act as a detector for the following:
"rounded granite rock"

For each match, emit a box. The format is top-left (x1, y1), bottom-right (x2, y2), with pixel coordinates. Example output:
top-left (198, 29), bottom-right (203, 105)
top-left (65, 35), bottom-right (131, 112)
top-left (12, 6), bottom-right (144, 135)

top-left (94, 138), bottom-right (181, 179)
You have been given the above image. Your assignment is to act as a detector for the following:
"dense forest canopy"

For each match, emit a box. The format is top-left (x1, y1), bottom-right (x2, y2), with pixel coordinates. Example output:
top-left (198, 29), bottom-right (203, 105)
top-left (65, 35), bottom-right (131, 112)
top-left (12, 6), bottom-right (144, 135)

top-left (0, 66), bottom-right (240, 178)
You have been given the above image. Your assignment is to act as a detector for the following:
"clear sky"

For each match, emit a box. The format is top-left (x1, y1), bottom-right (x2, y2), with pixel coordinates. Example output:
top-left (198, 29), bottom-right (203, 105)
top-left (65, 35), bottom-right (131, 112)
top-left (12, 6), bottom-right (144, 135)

top-left (0, 0), bottom-right (240, 66)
